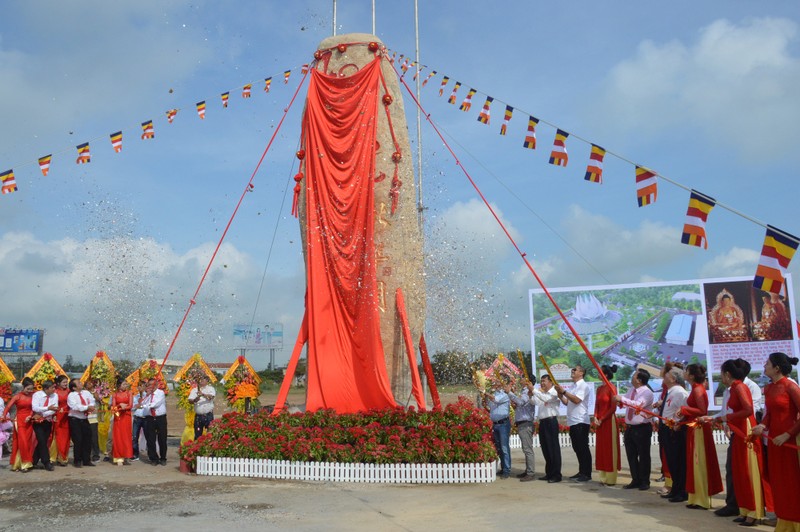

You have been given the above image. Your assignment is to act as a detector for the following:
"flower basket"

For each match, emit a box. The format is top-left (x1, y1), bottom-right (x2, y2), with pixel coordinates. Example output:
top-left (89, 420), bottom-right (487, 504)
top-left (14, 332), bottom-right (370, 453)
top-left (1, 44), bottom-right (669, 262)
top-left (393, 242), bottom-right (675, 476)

top-left (125, 359), bottom-right (168, 395)
top-left (0, 357), bottom-right (15, 402)
top-left (222, 356), bottom-right (261, 413)
top-left (174, 353), bottom-right (218, 445)
top-left (483, 354), bottom-right (523, 390)
top-left (24, 352), bottom-right (66, 389)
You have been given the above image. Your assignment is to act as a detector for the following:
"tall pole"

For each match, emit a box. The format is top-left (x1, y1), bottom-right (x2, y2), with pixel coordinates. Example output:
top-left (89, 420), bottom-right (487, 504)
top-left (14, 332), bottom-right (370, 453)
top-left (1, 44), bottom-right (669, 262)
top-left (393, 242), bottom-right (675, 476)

top-left (372, 0), bottom-right (376, 35)
top-left (332, 0), bottom-right (337, 36)
top-left (414, 0), bottom-right (424, 231)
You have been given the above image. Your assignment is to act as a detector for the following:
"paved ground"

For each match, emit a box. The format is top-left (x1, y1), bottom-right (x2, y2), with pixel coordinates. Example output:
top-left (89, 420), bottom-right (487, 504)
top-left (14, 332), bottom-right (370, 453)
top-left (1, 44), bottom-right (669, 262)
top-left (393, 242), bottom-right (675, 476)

top-left (0, 439), bottom-right (770, 532)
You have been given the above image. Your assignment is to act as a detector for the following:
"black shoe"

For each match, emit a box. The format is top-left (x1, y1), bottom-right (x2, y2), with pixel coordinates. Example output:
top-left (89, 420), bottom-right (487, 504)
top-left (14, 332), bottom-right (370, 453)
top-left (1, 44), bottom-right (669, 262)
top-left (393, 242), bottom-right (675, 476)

top-left (73, 462), bottom-right (82, 468)
top-left (499, 472), bottom-right (510, 479)
top-left (159, 459), bottom-right (167, 466)
top-left (538, 476), bottom-right (551, 481)
top-left (516, 472), bottom-right (527, 478)
top-left (102, 456), bottom-right (111, 462)
top-left (547, 477), bottom-right (562, 483)
top-left (669, 494), bottom-right (688, 503)
top-left (45, 464), bottom-right (55, 471)
top-left (569, 473), bottom-right (581, 479)
top-left (660, 491), bottom-right (675, 499)
top-left (83, 462), bottom-right (96, 467)
top-left (520, 474), bottom-right (536, 482)
top-left (654, 475), bottom-right (665, 482)
top-left (623, 482), bottom-right (638, 489)
top-left (714, 506), bottom-right (739, 517)
top-left (738, 520), bottom-right (757, 527)
top-left (638, 484), bottom-right (650, 491)
top-left (572, 475), bottom-right (591, 483)
top-left (732, 517), bottom-right (746, 523)
top-left (686, 504), bottom-right (705, 510)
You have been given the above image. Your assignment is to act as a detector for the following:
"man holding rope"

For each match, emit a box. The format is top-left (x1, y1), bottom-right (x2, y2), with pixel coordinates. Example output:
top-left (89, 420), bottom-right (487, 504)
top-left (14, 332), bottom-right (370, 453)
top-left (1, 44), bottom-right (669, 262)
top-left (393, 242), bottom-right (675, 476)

top-left (615, 369), bottom-right (655, 491)
top-left (555, 365), bottom-right (592, 482)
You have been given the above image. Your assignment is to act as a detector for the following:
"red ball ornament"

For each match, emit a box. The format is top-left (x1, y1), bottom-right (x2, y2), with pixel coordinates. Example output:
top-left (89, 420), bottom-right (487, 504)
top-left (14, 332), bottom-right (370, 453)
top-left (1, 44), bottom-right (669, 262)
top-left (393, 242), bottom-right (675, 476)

top-left (368, 42), bottom-right (379, 52)
top-left (337, 43), bottom-right (347, 53)
top-left (314, 50), bottom-right (324, 60)
top-left (294, 172), bottom-right (304, 182)
top-left (296, 149), bottom-right (306, 160)
top-left (382, 94), bottom-right (393, 106)
top-left (392, 151), bottom-right (402, 163)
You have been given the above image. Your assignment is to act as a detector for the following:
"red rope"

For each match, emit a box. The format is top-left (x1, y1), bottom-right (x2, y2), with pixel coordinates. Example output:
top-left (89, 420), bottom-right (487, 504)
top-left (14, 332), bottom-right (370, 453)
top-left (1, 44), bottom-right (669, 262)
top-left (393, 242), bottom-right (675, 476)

top-left (389, 61), bottom-right (612, 389)
top-left (158, 70), bottom-right (310, 374)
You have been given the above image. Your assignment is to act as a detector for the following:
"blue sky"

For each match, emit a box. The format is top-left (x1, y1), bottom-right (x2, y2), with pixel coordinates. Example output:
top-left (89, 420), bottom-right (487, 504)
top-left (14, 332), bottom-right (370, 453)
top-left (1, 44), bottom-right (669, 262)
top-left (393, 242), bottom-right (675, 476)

top-left (1, 1), bottom-right (798, 368)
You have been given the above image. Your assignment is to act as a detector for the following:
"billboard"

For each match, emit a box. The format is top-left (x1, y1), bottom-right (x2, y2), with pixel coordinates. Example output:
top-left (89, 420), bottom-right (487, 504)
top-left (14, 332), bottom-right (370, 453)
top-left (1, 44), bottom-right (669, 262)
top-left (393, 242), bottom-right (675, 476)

top-left (233, 323), bottom-right (284, 350)
top-left (0, 328), bottom-right (44, 353)
top-left (529, 275), bottom-right (798, 409)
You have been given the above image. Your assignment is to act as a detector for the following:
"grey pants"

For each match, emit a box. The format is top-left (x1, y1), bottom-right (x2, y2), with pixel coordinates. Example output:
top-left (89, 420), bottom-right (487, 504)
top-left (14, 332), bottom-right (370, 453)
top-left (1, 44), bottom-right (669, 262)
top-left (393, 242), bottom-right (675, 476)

top-left (516, 420), bottom-right (536, 475)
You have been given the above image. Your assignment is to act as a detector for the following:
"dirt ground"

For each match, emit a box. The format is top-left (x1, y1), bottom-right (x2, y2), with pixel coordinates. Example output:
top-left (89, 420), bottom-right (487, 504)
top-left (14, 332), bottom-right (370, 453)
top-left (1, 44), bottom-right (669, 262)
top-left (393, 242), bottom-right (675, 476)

top-left (0, 388), bottom-right (772, 531)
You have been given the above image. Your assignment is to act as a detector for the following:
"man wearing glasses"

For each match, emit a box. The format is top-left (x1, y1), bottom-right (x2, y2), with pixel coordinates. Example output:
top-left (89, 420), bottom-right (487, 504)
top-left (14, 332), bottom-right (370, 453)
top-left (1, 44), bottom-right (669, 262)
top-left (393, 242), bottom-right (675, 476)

top-left (555, 365), bottom-right (592, 482)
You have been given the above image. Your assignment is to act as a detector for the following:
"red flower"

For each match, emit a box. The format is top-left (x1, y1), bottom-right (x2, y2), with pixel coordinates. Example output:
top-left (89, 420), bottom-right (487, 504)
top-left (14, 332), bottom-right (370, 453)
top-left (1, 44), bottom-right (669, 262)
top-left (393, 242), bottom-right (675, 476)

top-left (43, 353), bottom-right (53, 361)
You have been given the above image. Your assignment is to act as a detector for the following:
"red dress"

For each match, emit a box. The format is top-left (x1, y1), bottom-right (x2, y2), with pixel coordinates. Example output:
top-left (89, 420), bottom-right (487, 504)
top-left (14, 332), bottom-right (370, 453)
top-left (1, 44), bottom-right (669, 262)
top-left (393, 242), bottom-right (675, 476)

top-left (111, 390), bottom-right (133, 462)
top-left (761, 377), bottom-right (800, 528)
top-left (50, 387), bottom-right (71, 463)
top-left (680, 382), bottom-right (723, 508)
top-left (3, 392), bottom-right (35, 471)
top-left (726, 380), bottom-right (771, 519)
top-left (594, 383), bottom-right (620, 477)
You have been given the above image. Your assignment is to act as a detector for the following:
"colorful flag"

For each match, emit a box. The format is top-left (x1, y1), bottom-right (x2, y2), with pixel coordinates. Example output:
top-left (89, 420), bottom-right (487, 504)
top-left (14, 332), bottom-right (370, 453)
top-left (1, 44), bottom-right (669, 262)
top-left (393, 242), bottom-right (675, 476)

top-left (110, 131), bottom-right (123, 152)
top-left (680, 190), bottom-right (716, 249)
top-left (301, 64), bottom-right (309, 75)
top-left (422, 70), bottom-right (436, 87)
top-left (76, 142), bottom-right (91, 164)
top-left (140, 120), bottom-right (154, 140)
top-left (412, 64), bottom-right (424, 81)
top-left (221, 92), bottom-right (230, 107)
top-left (447, 81), bottom-right (461, 104)
top-left (166, 109), bottom-right (177, 123)
top-left (242, 84), bottom-right (252, 98)
top-left (584, 144), bottom-right (606, 184)
top-left (264, 77), bottom-right (272, 92)
top-left (476, 96), bottom-right (493, 124)
top-left (635, 166), bottom-right (657, 207)
top-left (284, 70), bottom-right (291, 83)
top-left (196, 101), bottom-right (206, 119)
top-left (439, 76), bottom-right (450, 97)
top-left (459, 88), bottom-right (477, 111)
top-left (0, 169), bottom-right (17, 194)
top-left (548, 129), bottom-right (569, 167)
top-left (400, 58), bottom-right (410, 73)
top-left (500, 106), bottom-right (513, 136)
top-left (38, 155), bottom-right (52, 176)
top-left (754, 226), bottom-right (800, 295)
top-left (523, 116), bottom-right (539, 149)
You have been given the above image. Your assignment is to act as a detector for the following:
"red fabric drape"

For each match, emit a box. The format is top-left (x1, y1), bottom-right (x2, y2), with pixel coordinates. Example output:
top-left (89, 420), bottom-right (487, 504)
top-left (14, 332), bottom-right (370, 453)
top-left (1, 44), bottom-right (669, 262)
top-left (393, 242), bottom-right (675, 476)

top-left (395, 288), bottom-right (426, 410)
top-left (302, 58), bottom-right (395, 413)
top-left (418, 334), bottom-right (441, 410)
top-left (273, 310), bottom-right (309, 414)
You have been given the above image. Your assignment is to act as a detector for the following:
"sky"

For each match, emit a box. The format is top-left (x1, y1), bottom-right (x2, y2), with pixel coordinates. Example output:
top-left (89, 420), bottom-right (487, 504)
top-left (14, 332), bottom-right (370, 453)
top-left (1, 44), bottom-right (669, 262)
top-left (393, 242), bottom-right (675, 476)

top-left (1, 1), bottom-right (799, 369)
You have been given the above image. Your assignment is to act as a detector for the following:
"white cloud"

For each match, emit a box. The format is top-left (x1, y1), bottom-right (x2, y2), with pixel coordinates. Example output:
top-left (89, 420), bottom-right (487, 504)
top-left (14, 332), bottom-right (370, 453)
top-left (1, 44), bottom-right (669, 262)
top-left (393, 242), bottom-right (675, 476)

top-left (698, 246), bottom-right (759, 278)
top-left (600, 17), bottom-right (800, 160)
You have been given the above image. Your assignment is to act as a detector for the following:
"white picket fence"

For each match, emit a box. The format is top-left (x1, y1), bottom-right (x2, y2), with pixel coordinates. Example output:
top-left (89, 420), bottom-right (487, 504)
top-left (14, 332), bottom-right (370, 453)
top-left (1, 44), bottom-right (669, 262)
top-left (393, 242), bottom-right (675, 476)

top-left (509, 430), bottom-right (727, 449)
top-left (196, 457), bottom-right (496, 483)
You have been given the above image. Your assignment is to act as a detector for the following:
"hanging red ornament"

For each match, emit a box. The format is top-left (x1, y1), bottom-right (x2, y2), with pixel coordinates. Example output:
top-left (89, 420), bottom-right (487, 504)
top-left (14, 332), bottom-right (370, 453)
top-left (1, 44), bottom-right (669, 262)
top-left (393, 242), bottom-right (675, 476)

top-left (314, 50), bottom-right (324, 60)
top-left (392, 151), bottom-right (402, 163)
top-left (368, 42), bottom-right (379, 52)
top-left (296, 149), bottom-right (306, 160)
top-left (294, 172), bottom-right (304, 183)
top-left (337, 43), bottom-right (347, 53)
top-left (382, 94), bottom-right (393, 106)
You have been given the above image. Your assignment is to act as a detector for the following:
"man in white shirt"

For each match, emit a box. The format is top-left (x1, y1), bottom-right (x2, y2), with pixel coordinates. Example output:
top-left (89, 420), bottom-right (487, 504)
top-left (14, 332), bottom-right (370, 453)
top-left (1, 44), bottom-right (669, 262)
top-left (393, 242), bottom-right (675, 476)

top-left (555, 365), bottom-right (592, 482)
top-left (131, 388), bottom-right (148, 461)
top-left (142, 379), bottom-right (168, 466)
top-left (188, 375), bottom-right (216, 439)
top-left (532, 374), bottom-right (562, 483)
top-left (67, 378), bottom-right (96, 468)
top-left (661, 367), bottom-right (690, 502)
top-left (615, 369), bottom-right (655, 491)
top-left (31, 380), bottom-right (58, 471)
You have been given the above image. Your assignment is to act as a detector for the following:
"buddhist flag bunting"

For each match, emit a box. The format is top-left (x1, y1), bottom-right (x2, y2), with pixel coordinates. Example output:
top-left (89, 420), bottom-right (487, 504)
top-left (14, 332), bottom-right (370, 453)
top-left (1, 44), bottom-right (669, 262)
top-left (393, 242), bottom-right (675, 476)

top-left (284, 70), bottom-right (291, 83)
top-left (584, 144), bottom-right (606, 184)
top-left (76, 142), bottom-right (91, 164)
top-left (140, 121), bottom-right (154, 140)
top-left (680, 190), bottom-right (716, 249)
top-left (477, 96), bottom-right (493, 124)
top-left (400, 58), bottom-right (410, 74)
top-left (242, 84), bottom-right (252, 98)
top-left (523, 116), bottom-right (539, 149)
top-left (548, 129), bottom-right (569, 167)
top-left (635, 166), bottom-right (657, 207)
top-left (753, 225), bottom-right (800, 295)
top-left (38, 155), bottom-right (52, 176)
top-left (166, 109), bottom-right (177, 123)
top-left (264, 77), bottom-right (272, 92)
top-left (196, 101), bottom-right (206, 119)
top-left (447, 82), bottom-right (462, 104)
top-left (0, 169), bottom-right (17, 194)
top-left (301, 64), bottom-right (309, 75)
top-left (221, 92), bottom-right (230, 107)
top-left (459, 88), bottom-right (477, 111)
top-left (110, 131), bottom-right (123, 153)
top-left (438, 75), bottom-right (450, 96)
top-left (500, 106), bottom-right (513, 136)
top-left (422, 70), bottom-right (436, 87)
top-left (412, 64), bottom-right (424, 81)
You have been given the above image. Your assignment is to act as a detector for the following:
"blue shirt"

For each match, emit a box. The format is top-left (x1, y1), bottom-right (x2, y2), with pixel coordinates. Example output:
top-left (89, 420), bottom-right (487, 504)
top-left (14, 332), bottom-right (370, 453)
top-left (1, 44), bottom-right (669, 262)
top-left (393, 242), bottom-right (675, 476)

top-left (509, 388), bottom-right (536, 423)
top-left (487, 390), bottom-right (510, 422)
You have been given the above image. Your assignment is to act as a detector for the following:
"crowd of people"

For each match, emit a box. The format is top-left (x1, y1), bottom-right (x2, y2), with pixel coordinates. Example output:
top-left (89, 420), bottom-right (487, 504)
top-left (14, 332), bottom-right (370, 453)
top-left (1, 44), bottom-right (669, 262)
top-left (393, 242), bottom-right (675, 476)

top-left (1, 374), bottom-right (215, 472)
top-left (483, 351), bottom-right (800, 530)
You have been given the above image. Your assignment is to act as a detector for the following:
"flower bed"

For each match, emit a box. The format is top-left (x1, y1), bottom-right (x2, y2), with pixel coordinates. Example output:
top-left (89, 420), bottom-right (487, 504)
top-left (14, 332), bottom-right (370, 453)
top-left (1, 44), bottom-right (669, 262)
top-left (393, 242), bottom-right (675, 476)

top-left (181, 397), bottom-right (497, 483)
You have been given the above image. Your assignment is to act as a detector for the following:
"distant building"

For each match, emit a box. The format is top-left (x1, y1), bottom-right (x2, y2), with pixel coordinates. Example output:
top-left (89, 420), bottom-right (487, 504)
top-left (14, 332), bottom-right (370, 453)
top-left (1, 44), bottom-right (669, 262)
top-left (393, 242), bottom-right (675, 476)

top-left (665, 314), bottom-right (693, 345)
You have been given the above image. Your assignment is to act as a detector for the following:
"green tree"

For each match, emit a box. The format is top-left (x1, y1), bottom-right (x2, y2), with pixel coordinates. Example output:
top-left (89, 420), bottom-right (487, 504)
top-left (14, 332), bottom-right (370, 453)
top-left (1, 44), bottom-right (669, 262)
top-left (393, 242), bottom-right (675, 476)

top-left (431, 350), bottom-right (472, 385)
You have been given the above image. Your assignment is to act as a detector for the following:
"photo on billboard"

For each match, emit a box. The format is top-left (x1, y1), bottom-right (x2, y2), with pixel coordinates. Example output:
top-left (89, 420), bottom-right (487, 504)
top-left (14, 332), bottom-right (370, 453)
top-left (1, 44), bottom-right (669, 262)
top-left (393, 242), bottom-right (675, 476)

top-left (232, 323), bottom-right (284, 351)
top-left (528, 275), bottom-right (798, 410)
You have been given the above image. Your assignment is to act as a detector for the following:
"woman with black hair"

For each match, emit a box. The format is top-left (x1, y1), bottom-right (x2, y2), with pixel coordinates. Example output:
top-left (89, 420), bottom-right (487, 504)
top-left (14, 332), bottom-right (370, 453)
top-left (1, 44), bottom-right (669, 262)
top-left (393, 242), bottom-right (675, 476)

top-left (751, 352), bottom-right (800, 531)
top-left (680, 363), bottom-right (723, 509)
top-left (1, 377), bottom-right (36, 472)
top-left (594, 364), bottom-right (620, 486)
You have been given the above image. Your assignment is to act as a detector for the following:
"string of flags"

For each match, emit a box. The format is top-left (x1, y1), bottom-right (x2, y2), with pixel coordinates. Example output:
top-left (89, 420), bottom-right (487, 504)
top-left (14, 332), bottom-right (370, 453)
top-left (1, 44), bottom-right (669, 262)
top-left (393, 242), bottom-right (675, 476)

top-left (390, 51), bottom-right (799, 296)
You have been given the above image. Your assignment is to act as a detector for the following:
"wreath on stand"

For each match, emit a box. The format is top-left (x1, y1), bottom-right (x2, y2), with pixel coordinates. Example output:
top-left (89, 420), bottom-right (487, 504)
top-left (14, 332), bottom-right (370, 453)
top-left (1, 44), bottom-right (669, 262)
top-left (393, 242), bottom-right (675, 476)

top-left (0, 357), bottom-right (15, 402)
top-left (173, 353), bottom-right (217, 444)
top-left (24, 352), bottom-right (67, 389)
top-left (222, 356), bottom-right (261, 413)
